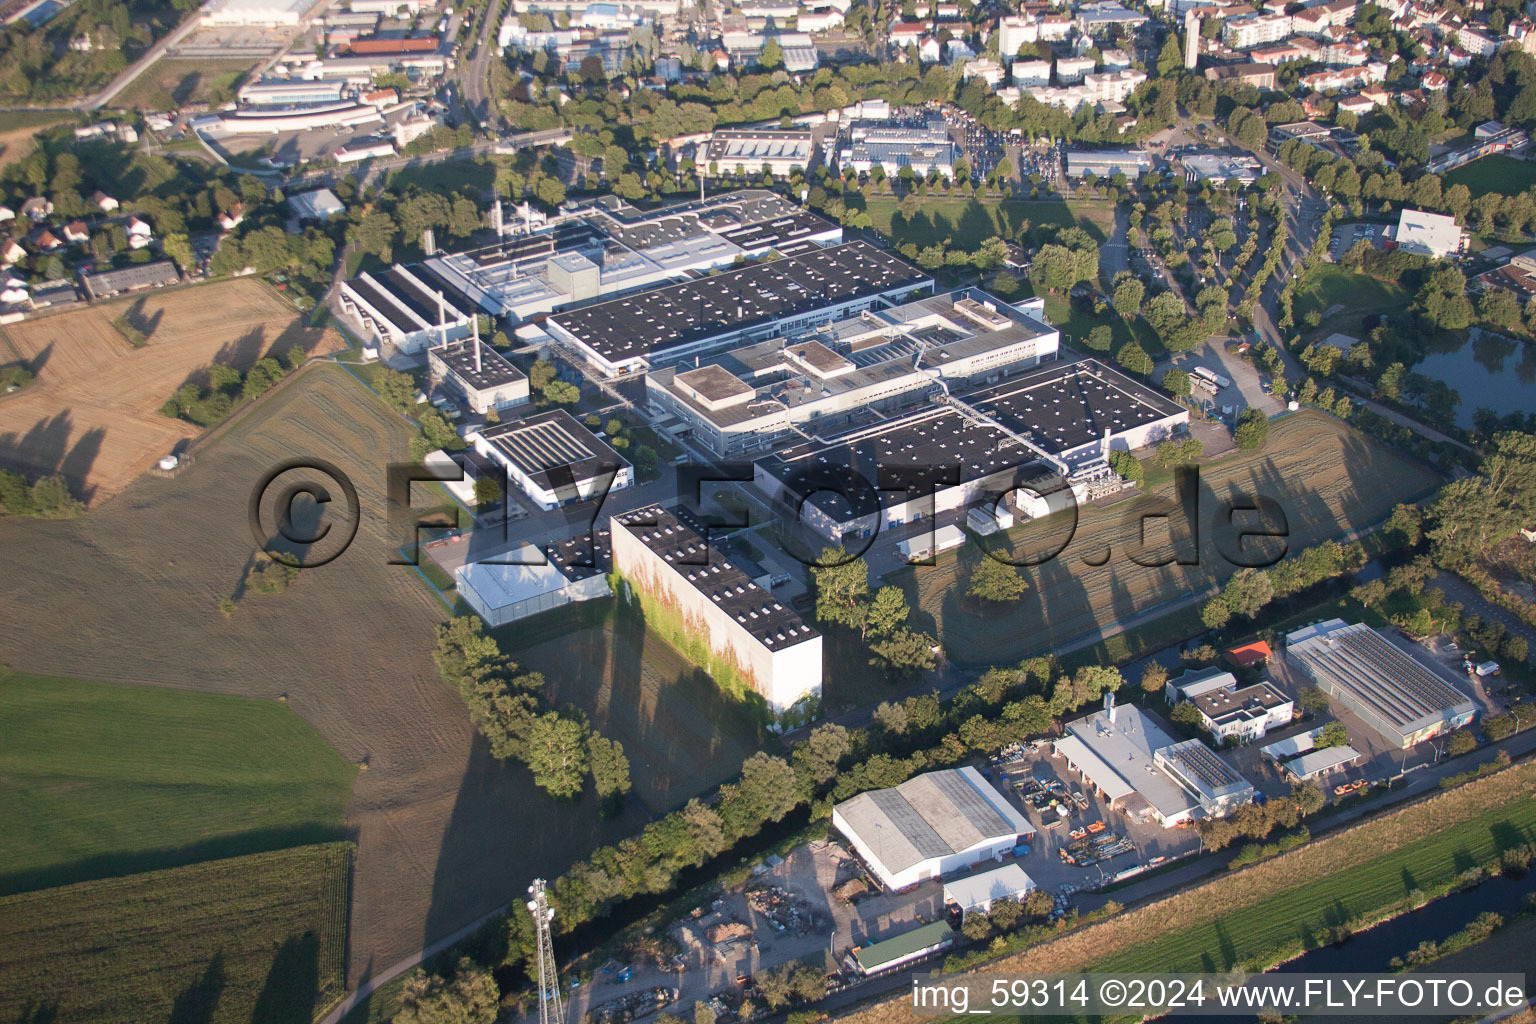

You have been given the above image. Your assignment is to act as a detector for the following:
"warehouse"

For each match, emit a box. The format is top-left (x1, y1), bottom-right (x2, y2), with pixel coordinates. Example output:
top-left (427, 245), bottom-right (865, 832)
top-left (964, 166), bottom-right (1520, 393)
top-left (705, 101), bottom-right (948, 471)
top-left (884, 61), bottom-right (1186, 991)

top-left (1054, 697), bottom-right (1253, 827)
top-left (942, 864), bottom-right (1035, 921)
top-left (645, 290), bottom-right (1059, 457)
top-left (1285, 620), bottom-right (1479, 748)
top-left (832, 766), bottom-right (1035, 891)
top-left (838, 118), bottom-right (959, 177)
top-left (237, 77), bottom-right (347, 107)
top-left (1064, 148), bottom-right (1152, 179)
top-left (848, 920), bottom-right (955, 976)
top-left (467, 408), bottom-right (633, 509)
top-left (705, 129), bottom-right (816, 177)
top-left (752, 358), bottom-right (1185, 541)
top-left (546, 241), bottom-right (931, 376)
top-left (79, 261), bottom-right (179, 301)
top-left (610, 504), bottom-right (822, 712)
top-left (201, 0), bottom-right (322, 26)
top-left (1283, 744), bottom-right (1363, 781)
top-left (1180, 152), bottom-right (1264, 186)
top-left (427, 335), bottom-right (530, 414)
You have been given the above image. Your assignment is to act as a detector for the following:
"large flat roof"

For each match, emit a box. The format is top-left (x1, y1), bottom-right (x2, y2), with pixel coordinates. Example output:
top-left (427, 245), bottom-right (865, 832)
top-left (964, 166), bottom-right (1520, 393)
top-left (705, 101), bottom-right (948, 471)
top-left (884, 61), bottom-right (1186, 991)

top-left (434, 338), bottom-right (527, 392)
top-left (548, 241), bottom-right (928, 365)
top-left (1286, 620), bottom-right (1477, 740)
top-left (966, 358), bottom-right (1185, 454)
top-left (1287, 745), bottom-right (1363, 778)
top-left (835, 766), bottom-right (1032, 876)
top-left (1193, 681), bottom-right (1290, 727)
top-left (477, 408), bottom-right (629, 490)
top-left (611, 504), bottom-right (818, 650)
top-left (942, 863), bottom-right (1035, 911)
top-left (1061, 705), bottom-right (1196, 821)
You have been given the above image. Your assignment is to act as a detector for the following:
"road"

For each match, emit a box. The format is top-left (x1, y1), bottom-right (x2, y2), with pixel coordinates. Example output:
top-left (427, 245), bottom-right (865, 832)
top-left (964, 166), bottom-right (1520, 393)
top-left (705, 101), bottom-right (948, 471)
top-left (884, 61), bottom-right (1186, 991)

top-left (453, 0), bottom-right (503, 130)
top-left (82, 10), bottom-right (205, 110)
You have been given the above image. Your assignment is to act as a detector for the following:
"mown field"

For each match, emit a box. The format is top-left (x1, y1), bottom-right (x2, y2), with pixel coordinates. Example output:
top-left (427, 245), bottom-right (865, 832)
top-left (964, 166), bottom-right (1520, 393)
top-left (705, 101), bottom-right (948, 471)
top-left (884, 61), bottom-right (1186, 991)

top-left (1443, 153), bottom-right (1536, 200)
top-left (0, 843), bottom-right (352, 1024)
top-left (111, 57), bottom-right (258, 111)
top-left (0, 668), bottom-right (355, 895)
top-left (862, 196), bottom-right (1114, 249)
top-left (1294, 263), bottom-right (1412, 326)
top-left (838, 761), bottom-right (1536, 1024)
top-left (891, 411), bottom-right (1443, 666)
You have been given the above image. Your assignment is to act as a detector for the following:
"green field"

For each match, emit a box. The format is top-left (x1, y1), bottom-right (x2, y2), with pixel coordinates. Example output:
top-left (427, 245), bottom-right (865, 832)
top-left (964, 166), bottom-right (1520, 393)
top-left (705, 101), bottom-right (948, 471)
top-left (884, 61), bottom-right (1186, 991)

top-left (0, 843), bottom-right (352, 1024)
top-left (863, 196), bottom-right (1114, 249)
top-left (110, 57), bottom-right (259, 111)
top-left (1295, 264), bottom-right (1412, 325)
top-left (0, 669), bottom-right (356, 894)
top-left (1093, 787), bottom-right (1536, 974)
top-left (892, 411), bottom-right (1442, 667)
top-left (1443, 153), bottom-right (1536, 200)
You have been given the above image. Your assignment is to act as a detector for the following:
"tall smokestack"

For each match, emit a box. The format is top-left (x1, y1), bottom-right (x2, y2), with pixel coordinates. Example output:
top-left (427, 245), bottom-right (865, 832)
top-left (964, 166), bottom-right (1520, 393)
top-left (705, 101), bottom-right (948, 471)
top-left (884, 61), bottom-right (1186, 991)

top-left (1105, 690), bottom-right (1117, 724)
top-left (1184, 10), bottom-right (1200, 70)
top-left (473, 311), bottom-right (481, 373)
top-left (437, 291), bottom-right (447, 349)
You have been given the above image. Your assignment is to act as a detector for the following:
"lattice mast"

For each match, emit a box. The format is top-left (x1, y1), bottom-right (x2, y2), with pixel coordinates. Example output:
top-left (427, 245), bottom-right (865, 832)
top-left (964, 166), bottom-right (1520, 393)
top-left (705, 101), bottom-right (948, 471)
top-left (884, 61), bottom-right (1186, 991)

top-left (528, 879), bottom-right (564, 1024)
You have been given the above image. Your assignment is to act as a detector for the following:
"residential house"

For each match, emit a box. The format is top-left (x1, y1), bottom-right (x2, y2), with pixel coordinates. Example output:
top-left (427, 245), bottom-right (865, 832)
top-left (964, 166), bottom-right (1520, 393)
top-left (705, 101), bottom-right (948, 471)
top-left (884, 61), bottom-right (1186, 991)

top-left (91, 191), bottom-right (119, 213)
top-left (19, 197), bottom-right (52, 220)
top-left (0, 238), bottom-right (25, 264)
top-left (62, 221), bottom-right (89, 245)
top-left (0, 205), bottom-right (14, 223)
top-left (217, 205), bottom-right (245, 232)
top-left (33, 229), bottom-right (62, 252)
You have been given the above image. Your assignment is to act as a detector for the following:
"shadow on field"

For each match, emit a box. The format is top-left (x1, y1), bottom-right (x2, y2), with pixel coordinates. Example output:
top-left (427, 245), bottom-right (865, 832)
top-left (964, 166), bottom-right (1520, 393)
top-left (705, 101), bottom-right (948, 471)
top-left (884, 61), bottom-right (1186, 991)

top-left (168, 953), bottom-right (224, 1024)
top-left (0, 825), bottom-right (349, 897)
top-left (250, 933), bottom-right (320, 1024)
top-left (0, 412), bottom-right (104, 504)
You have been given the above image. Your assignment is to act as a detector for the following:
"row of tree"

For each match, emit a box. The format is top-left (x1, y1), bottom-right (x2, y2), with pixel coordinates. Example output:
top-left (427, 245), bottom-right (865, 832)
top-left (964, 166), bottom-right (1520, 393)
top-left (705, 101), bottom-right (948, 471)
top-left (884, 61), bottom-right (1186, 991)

top-left (161, 347), bottom-right (305, 427)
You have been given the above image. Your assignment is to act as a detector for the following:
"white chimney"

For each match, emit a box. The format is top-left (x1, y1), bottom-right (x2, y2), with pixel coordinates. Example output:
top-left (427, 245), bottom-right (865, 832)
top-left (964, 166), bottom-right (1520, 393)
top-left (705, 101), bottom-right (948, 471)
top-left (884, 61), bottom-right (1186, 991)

top-left (1105, 690), bottom-right (1117, 724)
top-left (473, 311), bottom-right (481, 373)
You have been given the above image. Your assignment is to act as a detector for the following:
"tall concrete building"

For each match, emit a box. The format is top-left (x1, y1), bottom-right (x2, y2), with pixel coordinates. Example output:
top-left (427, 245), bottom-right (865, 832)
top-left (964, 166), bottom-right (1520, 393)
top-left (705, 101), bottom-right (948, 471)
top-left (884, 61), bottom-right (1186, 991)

top-left (1184, 9), bottom-right (1200, 69)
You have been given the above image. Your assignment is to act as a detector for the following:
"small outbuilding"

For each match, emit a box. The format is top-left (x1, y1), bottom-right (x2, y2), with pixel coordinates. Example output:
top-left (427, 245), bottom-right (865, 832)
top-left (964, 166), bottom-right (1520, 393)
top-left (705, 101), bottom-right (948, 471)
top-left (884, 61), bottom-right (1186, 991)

top-left (942, 864), bottom-right (1035, 921)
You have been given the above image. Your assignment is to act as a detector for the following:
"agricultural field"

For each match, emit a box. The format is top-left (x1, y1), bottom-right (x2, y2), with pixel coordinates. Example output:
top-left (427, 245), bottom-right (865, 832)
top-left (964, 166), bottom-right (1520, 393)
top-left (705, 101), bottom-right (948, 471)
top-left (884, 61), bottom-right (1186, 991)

top-left (0, 668), bottom-right (355, 895)
top-left (862, 197), bottom-right (1113, 249)
top-left (1443, 153), bottom-right (1536, 200)
top-left (0, 842), bottom-right (352, 1024)
top-left (841, 761), bottom-right (1536, 1024)
top-left (0, 365), bottom-right (701, 985)
top-left (892, 411), bottom-right (1443, 667)
top-left (110, 57), bottom-right (258, 111)
top-left (0, 110), bottom-right (67, 169)
top-left (0, 277), bottom-right (345, 504)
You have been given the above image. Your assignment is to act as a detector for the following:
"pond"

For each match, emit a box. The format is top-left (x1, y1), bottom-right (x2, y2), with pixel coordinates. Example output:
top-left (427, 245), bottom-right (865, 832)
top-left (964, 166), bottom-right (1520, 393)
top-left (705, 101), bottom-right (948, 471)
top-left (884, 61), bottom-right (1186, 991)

top-left (1415, 329), bottom-right (1536, 430)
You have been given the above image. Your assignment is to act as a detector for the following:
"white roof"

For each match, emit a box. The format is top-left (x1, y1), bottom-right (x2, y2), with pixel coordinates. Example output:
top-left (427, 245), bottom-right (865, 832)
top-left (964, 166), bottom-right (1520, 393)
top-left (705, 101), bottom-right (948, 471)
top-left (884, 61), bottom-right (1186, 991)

top-left (1171, 668), bottom-right (1236, 701)
top-left (1261, 732), bottom-right (1316, 760)
top-left (1053, 733), bottom-right (1135, 802)
top-left (1060, 705), bottom-right (1197, 820)
top-left (454, 548), bottom-right (576, 609)
top-left (1287, 745), bottom-right (1362, 777)
top-left (942, 863), bottom-right (1035, 911)
top-left (1395, 207), bottom-right (1462, 257)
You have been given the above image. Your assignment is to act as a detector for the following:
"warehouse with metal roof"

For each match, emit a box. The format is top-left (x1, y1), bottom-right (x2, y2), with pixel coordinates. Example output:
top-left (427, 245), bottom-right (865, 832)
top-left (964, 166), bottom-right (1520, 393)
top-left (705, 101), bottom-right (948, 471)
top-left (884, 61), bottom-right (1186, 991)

top-left (1285, 619), bottom-right (1478, 748)
top-left (466, 408), bottom-right (632, 510)
top-left (832, 766), bottom-right (1034, 891)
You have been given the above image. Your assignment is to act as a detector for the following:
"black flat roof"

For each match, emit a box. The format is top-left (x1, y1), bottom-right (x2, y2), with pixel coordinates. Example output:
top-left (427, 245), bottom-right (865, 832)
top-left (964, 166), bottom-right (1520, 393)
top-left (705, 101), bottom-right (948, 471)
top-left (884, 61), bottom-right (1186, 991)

top-left (478, 408), bottom-right (630, 491)
top-left (967, 359), bottom-right (1184, 454)
top-left (718, 211), bottom-right (835, 252)
top-left (548, 241), bottom-right (929, 365)
top-left (612, 504), bottom-right (819, 650)
top-left (434, 339), bottom-right (526, 392)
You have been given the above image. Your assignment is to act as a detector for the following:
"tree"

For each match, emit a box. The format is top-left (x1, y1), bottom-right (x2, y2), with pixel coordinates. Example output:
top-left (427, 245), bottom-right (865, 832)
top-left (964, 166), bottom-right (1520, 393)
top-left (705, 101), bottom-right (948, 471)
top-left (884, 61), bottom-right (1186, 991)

top-left (1108, 449), bottom-right (1143, 484)
top-left (1162, 368), bottom-right (1191, 398)
top-left (526, 713), bottom-right (589, 798)
top-left (1115, 341), bottom-right (1153, 376)
top-left (1170, 700), bottom-right (1206, 733)
top-left (1223, 567), bottom-right (1274, 619)
top-left (587, 734), bottom-right (632, 806)
top-left (758, 36), bottom-right (783, 70)
top-left (1201, 596), bottom-right (1232, 630)
top-left (968, 555), bottom-right (1028, 602)
top-left (1291, 780), bottom-right (1325, 816)
top-left (791, 723), bottom-right (850, 788)
top-left (1233, 407), bottom-right (1269, 449)
top-left (1157, 34), bottom-right (1183, 77)
top-left (394, 958), bottom-right (500, 1024)
top-left (1024, 888), bottom-right (1054, 917)
top-left (812, 548), bottom-right (870, 631)
top-left (1086, 324), bottom-right (1113, 352)
top-left (162, 233), bottom-right (194, 272)
top-left (1140, 662), bottom-right (1168, 697)
top-left (719, 752), bottom-right (798, 838)
top-left (1297, 686), bottom-right (1330, 716)
top-left (1112, 274), bottom-right (1145, 318)
top-left (1446, 729), bottom-right (1476, 756)
top-left (865, 585), bottom-right (909, 638)
top-left (374, 368), bottom-right (417, 414)
top-left (869, 627), bottom-right (939, 673)
top-left (1316, 720), bottom-right (1349, 749)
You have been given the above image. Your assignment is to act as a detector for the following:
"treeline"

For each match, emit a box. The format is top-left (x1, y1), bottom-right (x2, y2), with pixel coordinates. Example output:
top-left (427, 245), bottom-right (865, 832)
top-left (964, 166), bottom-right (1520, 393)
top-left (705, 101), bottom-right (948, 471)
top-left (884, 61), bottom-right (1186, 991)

top-left (434, 617), bottom-right (632, 806)
top-left (162, 347), bottom-right (304, 427)
top-left (0, 469), bottom-right (82, 519)
top-left (1200, 539), bottom-right (1370, 632)
top-left (371, 368), bottom-right (469, 462)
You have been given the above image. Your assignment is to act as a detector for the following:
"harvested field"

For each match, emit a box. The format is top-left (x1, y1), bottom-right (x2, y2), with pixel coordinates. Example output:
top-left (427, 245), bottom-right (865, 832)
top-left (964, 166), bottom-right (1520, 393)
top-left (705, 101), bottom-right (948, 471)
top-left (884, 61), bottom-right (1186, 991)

top-left (110, 57), bottom-right (258, 111)
top-left (0, 116), bottom-right (65, 169)
top-left (0, 667), bottom-right (355, 895)
top-left (893, 411), bottom-right (1443, 667)
top-left (835, 762), bottom-right (1536, 1024)
top-left (0, 365), bottom-right (688, 989)
top-left (0, 842), bottom-right (351, 1024)
top-left (0, 277), bottom-right (345, 504)
top-left (511, 606), bottom-right (765, 813)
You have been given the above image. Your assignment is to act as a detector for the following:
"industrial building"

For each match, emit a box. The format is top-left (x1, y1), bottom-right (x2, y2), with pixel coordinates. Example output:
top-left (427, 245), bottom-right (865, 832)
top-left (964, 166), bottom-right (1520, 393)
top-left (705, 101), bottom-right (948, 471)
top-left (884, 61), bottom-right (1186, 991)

top-left (705, 129), bottom-right (816, 177)
top-left (1284, 619), bottom-right (1478, 748)
top-left (838, 118), bottom-right (959, 177)
top-left (832, 766), bottom-right (1035, 891)
top-left (288, 188), bottom-right (345, 221)
top-left (1064, 148), bottom-right (1152, 179)
top-left (406, 190), bottom-right (842, 328)
top-left (427, 335), bottom-right (530, 414)
top-left (79, 261), bottom-right (180, 301)
top-left (942, 864), bottom-right (1035, 921)
top-left (644, 290), bottom-right (1059, 457)
top-left (200, 0), bottom-right (323, 26)
top-left (455, 535), bottom-right (613, 627)
top-left (1053, 697), bottom-right (1255, 827)
top-left (467, 408), bottom-right (633, 510)
top-left (610, 504), bottom-right (822, 712)
top-left (340, 264), bottom-right (481, 352)
top-left (237, 77), bottom-right (348, 107)
top-left (546, 241), bottom-right (931, 376)
top-left (848, 920), bottom-right (955, 975)
top-left (753, 357), bottom-right (1186, 540)
top-left (1179, 152), bottom-right (1264, 185)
